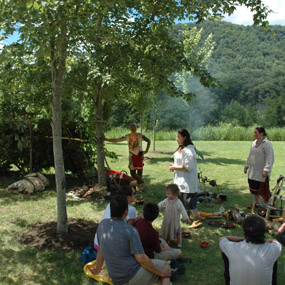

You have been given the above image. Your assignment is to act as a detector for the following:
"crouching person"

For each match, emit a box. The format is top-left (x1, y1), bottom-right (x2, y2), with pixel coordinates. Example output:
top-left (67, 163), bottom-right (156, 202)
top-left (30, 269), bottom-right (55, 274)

top-left (90, 195), bottom-right (171, 285)
top-left (135, 202), bottom-right (182, 261)
top-left (219, 215), bottom-right (282, 285)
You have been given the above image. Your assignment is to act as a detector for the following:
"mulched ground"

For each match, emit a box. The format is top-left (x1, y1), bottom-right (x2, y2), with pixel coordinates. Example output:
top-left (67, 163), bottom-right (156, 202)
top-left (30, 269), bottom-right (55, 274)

top-left (21, 219), bottom-right (98, 252)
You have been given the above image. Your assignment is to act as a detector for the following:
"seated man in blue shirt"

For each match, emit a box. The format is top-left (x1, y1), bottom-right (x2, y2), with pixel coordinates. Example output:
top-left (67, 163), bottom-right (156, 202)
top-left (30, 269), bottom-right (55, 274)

top-left (90, 195), bottom-right (171, 285)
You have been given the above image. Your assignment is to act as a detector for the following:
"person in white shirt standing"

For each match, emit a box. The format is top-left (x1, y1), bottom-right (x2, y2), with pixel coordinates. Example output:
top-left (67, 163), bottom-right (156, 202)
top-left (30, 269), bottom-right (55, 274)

top-left (219, 215), bottom-right (282, 285)
top-left (169, 129), bottom-right (203, 228)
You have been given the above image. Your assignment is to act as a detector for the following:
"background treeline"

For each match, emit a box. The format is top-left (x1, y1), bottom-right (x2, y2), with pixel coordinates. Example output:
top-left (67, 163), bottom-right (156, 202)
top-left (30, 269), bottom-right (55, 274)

top-left (106, 124), bottom-right (285, 142)
top-left (108, 21), bottom-right (285, 131)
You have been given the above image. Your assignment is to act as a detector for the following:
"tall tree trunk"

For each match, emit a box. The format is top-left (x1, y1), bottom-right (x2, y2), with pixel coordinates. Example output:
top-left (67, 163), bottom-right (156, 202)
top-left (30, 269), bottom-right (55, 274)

top-left (140, 112), bottom-right (143, 133)
top-left (50, 17), bottom-right (68, 234)
top-left (95, 87), bottom-right (106, 185)
top-left (28, 116), bottom-right (33, 172)
top-left (152, 109), bottom-right (156, 151)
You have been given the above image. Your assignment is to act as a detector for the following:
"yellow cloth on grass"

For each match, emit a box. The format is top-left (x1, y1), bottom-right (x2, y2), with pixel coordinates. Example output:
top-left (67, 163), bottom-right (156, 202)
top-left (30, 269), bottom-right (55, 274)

top-left (84, 260), bottom-right (113, 284)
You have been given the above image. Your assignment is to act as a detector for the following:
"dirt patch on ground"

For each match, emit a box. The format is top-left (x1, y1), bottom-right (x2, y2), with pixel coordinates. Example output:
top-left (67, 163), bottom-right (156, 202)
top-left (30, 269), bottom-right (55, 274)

top-left (21, 219), bottom-right (98, 252)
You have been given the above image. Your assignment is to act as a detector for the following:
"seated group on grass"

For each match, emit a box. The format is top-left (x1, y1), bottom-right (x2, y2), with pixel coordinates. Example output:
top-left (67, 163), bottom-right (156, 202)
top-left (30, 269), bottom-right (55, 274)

top-left (90, 185), bottom-right (284, 285)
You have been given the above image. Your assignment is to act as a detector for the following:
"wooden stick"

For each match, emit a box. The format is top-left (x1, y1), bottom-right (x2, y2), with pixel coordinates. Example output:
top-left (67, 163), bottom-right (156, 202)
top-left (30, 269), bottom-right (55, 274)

top-left (44, 136), bottom-right (87, 142)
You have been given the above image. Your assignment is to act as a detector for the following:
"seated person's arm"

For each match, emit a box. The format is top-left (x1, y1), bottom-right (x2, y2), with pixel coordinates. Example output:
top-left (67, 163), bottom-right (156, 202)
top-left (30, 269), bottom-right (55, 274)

top-left (278, 223), bottom-right (285, 233)
top-left (89, 246), bottom-right (104, 275)
top-left (219, 236), bottom-right (244, 242)
top-left (134, 253), bottom-right (171, 278)
top-left (279, 209), bottom-right (285, 232)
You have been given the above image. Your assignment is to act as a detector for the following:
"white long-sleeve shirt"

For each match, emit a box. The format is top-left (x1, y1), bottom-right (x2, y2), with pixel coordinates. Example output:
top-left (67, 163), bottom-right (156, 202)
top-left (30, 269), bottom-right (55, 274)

top-left (173, 144), bottom-right (198, 193)
top-left (245, 138), bottom-right (274, 182)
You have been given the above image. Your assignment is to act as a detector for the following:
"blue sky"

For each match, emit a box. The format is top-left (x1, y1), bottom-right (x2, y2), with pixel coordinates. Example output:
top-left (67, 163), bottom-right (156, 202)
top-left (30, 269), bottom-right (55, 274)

top-left (223, 0), bottom-right (285, 26)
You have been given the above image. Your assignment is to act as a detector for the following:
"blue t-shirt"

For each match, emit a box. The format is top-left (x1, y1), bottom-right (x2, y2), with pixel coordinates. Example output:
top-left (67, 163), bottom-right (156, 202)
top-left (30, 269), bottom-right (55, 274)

top-left (97, 218), bottom-right (144, 284)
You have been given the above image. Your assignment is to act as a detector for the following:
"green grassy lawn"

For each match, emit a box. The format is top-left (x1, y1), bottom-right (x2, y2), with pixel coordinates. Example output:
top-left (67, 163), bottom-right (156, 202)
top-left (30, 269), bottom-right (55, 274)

top-left (1, 141), bottom-right (285, 284)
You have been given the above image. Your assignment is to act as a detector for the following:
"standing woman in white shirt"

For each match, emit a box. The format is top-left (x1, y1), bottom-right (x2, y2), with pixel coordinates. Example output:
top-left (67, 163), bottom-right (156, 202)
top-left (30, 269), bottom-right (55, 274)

top-left (244, 127), bottom-right (274, 210)
top-left (169, 129), bottom-right (203, 228)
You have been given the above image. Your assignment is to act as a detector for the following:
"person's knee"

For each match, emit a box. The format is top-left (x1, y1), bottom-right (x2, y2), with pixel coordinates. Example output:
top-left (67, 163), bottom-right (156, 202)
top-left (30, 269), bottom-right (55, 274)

top-left (164, 261), bottom-right (171, 270)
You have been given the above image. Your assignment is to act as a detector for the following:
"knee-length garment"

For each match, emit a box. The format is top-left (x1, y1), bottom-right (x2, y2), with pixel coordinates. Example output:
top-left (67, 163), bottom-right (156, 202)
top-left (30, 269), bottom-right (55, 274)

top-left (158, 198), bottom-right (189, 242)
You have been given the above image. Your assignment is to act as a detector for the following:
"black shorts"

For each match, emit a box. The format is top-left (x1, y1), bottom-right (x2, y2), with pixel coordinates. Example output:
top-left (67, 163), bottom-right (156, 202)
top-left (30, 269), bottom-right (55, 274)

top-left (180, 192), bottom-right (197, 210)
top-left (248, 179), bottom-right (260, 195)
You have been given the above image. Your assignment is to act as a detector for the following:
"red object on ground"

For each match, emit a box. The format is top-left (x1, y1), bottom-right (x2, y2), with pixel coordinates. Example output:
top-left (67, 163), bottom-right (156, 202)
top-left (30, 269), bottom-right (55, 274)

top-left (105, 169), bottom-right (133, 179)
top-left (200, 241), bottom-right (209, 248)
top-left (105, 169), bottom-right (137, 187)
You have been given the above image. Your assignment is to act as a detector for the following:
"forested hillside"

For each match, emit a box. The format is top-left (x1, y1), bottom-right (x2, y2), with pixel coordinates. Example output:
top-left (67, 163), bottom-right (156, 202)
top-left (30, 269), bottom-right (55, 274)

top-left (110, 21), bottom-right (285, 131)
top-left (199, 21), bottom-right (285, 126)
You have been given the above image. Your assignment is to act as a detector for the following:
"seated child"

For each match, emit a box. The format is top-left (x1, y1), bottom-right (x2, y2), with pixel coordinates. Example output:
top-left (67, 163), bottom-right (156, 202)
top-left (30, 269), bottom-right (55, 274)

top-left (135, 202), bottom-right (182, 260)
top-left (94, 185), bottom-right (136, 249)
top-left (158, 184), bottom-right (191, 247)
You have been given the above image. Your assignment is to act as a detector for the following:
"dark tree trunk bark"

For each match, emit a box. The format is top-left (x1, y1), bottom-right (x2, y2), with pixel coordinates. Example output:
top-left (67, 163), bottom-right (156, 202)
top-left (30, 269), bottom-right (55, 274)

top-left (152, 109), bottom-right (156, 151)
top-left (95, 87), bottom-right (106, 185)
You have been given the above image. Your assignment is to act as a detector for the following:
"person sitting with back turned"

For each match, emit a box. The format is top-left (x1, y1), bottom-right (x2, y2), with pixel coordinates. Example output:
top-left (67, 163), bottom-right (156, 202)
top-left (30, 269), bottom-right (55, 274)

top-left (90, 195), bottom-right (171, 285)
top-left (219, 215), bottom-right (282, 285)
top-left (135, 202), bottom-right (182, 261)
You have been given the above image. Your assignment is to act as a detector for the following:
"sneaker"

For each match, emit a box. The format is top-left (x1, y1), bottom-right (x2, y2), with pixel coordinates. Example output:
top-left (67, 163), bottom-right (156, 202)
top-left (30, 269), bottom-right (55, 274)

top-left (176, 257), bottom-right (192, 264)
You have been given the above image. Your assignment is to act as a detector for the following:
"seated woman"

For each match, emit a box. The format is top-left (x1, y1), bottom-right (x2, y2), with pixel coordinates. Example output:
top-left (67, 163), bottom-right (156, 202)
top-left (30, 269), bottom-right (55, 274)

top-left (93, 185), bottom-right (136, 249)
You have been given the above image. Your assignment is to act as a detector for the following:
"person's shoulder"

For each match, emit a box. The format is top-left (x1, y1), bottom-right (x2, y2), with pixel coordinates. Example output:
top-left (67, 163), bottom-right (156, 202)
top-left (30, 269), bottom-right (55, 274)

top-left (99, 218), bottom-right (111, 227)
top-left (263, 138), bottom-right (273, 146)
top-left (219, 237), bottom-right (242, 247)
top-left (135, 217), bottom-right (147, 227)
top-left (158, 198), bottom-right (168, 204)
top-left (129, 204), bottom-right (136, 211)
top-left (267, 240), bottom-right (282, 251)
top-left (176, 198), bottom-right (184, 205)
top-left (183, 145), bottom-right (196, 154)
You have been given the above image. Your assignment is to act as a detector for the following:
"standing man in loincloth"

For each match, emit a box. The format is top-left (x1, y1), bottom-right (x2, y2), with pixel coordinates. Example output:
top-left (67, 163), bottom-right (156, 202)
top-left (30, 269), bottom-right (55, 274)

top-left (105, 123), bottom-right (151, 188)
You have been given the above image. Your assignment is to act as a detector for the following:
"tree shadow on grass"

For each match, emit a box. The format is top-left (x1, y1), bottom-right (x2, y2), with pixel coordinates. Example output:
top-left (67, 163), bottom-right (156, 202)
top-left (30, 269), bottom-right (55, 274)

top-left (0, 219), bottom-right (100, 284)
top-left (145, 150), bottom-right (213, 165)
top-left (200, 157), bottom-right (245, 166)
top-left (0, 247), bottom-right (94, 285)
top-left (0, 188), bottom-right (57, 205)
top-left (145, 156), bottom-right (173, 165)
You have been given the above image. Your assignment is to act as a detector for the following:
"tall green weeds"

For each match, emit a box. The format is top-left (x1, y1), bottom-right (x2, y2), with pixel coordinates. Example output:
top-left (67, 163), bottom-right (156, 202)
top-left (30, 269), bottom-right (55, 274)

top-left (105, 124), bottom-right (285, 141)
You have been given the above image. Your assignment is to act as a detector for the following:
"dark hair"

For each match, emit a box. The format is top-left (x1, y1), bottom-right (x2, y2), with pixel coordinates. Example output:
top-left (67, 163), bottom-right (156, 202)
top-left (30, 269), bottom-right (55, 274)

top-left (166, 184), bottom-right (180, 197)
top-left (242, 215), bottom-right (265, 244)
top-left (118, 185), bottom-right (135, 197)
top-left (255, 127), bottom-right (267, 136)
top-left (143, 203), bottom-right (159, 222)
top-left (129, 122), bottom-right (137, 130)
top-left (110, 195), bottom-right (128, 218)
top-left (175, 129), bottom-right (194, 152)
